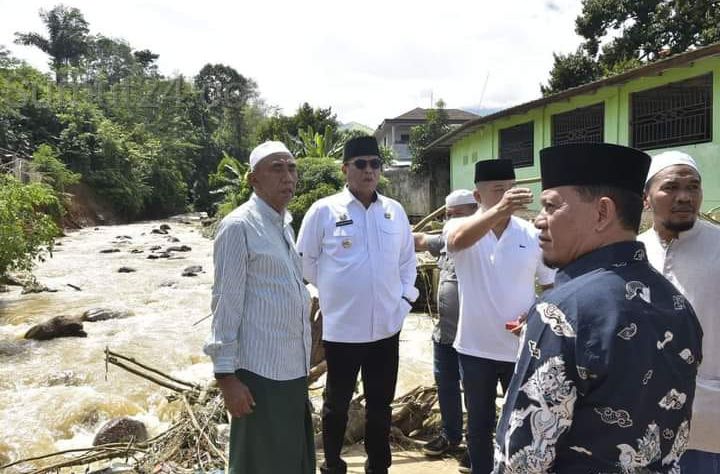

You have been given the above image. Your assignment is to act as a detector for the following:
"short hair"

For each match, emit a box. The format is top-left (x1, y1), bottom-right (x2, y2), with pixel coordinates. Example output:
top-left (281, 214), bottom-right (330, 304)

top-left (574, 185), bottom-right (643, 233)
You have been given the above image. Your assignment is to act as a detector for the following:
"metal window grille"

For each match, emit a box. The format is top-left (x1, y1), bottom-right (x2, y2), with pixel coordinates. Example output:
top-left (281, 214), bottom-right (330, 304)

top-left (499, 121), bottom-right (534, 167)
top-left (631, 73), bottom-right (712, 150)
top-left (552, 103), bottom-right (605, 145)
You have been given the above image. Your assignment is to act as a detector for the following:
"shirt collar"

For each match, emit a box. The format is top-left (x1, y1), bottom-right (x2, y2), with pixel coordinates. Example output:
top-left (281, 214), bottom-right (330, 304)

top-left (250, 193), bottom-right (293, 227)
top-left (340, 185), bottom-right (380, 207)
top-left (555, 240), bottom-right (648, 286)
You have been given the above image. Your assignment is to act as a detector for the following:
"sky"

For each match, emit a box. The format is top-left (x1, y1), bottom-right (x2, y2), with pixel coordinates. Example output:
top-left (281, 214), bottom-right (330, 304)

top-left (0, 0), bottom-right (586, 128)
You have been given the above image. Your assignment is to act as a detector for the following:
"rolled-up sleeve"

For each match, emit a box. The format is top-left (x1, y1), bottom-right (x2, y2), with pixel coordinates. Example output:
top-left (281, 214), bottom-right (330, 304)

top-left (296, 204), bottom-right (322, 286)
top-left (202, 221), bottom-right (247, 373)
top-left (399, 212), bottom-right (419, 302)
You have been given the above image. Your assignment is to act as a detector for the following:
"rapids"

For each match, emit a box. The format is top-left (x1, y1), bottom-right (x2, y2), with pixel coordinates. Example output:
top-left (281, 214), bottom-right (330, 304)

top-left (0, 217), bottom-right (434, 471)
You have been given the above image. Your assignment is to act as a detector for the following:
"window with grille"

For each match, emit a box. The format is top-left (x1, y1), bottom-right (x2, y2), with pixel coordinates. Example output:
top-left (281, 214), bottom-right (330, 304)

top-left (631, 73), bottom-right (712, 150)
top-left (552, 103), bottom-right (605, 145)
top-left (499, 121), bottom-right (534, 167)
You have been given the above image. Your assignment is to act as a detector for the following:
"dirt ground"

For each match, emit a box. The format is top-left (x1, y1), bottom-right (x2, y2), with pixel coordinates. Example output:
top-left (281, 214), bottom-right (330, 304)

top-left (317, 444), bottom-right (463, 473)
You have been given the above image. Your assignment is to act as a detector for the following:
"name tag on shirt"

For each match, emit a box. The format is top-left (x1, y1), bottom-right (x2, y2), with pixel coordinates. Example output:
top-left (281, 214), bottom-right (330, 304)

top-left (336, 219), bottom-right (354, 227)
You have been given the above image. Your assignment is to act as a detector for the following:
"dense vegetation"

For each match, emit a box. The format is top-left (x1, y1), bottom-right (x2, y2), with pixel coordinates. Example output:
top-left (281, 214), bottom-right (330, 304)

top-left (542, 0), bottom-right (720, 95)
top-left (0, 4), bottom-right (382, 276)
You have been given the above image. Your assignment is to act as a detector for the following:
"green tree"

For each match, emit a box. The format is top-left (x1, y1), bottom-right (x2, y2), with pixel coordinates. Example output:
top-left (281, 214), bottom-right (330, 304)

top-left (133, 49), bottom-right (159, 77)
top-left (294, 125), bottom-right (344, 159)
top-left (30, 143), bottom-right (80, 193)
top-left (409, 100), bottom-right (450, 175)
top-left (14, 4), bottom-right (90, 84)
top-left (287, 157), bottom-right (344, 232)
top-left (543, 0), bottom-right (720, 94)
top-left (257, 102), bottom-right (340, 145)
top-left (83, 35), bottom-right (135, 84)
top-left (0, 174), bottom-right (60, 276)
top-left (541, 48), bottom-right (602, 96)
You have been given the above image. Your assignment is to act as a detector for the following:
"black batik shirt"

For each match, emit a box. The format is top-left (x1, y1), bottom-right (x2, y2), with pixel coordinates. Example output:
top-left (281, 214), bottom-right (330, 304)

top-left (494, 241), bottom-right (703, 474)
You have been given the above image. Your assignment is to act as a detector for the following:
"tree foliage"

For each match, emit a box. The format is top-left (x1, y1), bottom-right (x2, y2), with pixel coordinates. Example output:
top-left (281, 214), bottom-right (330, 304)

top-left (409, 100), bottom-right (450, 175)
top-left (257, 102), bottom-right (340, 146)
top-left (14, 4), bottom-right (90, 84)
top-left (542, 0), bottom-right (720, 95)
top-left (0, 175), bottom-right (60, 276)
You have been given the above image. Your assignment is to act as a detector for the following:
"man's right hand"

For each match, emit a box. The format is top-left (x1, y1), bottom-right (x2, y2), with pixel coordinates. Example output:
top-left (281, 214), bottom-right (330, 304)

top-left (217, 376), bottom-right (256, 418)
top-left (495, 187), bottom-right (533, 215)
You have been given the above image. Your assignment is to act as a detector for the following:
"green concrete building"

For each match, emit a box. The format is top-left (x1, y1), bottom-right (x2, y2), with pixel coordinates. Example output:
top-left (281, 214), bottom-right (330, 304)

top-left (425, 43), bottom-right (720, 211)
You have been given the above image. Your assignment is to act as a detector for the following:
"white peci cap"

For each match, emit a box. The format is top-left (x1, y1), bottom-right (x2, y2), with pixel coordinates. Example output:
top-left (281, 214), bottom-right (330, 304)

top-left (249, 141), bottom-right (293, 171)
top-left (445, 189), bottom-right (476, 207)
top-left (646, 150), bottom-right (699, 183)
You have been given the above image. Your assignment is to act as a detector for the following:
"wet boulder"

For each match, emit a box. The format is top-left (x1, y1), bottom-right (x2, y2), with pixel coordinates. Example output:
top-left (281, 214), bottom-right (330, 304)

top-left (82, 308), bottom-right (133, 322)
top-left (182, 265), bottom-right (203, 277)
top-left (99, 248), bottom-right (120, 254)
top-left (25, 316), bottom-right (87, 340)
top-left (150, 228), bottom-right (168, 235)
top-left (117, 267), bottom-right (136, 273)
top-left (93, 417), bottom-right (148, 446)
top-left (166, 245), bottom-right (191, 253)
top-left (159, 224), bottom-right (171, 231)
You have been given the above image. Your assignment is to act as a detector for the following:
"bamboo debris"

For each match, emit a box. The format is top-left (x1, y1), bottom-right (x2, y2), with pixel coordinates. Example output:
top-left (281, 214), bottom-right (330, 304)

top-left (5, 305), bottom-right (441, 473)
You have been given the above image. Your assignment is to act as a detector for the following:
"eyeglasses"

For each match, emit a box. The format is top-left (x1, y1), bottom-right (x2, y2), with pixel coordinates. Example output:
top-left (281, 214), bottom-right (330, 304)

top-left (351, 158), bottom-right (382, 170)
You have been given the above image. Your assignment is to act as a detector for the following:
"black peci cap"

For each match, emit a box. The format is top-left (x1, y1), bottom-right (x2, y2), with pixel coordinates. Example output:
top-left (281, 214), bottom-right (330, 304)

top-left (539, 143), bottom-right (651, 195)
top-left (344, 136), bottom-right (380, 162)
top-left (474, 159), bottom-right (515, 183)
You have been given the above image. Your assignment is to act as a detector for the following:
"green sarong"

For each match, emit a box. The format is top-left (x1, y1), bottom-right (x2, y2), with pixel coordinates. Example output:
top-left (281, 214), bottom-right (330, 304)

top-left (228, 369), bottom-right (315, 474)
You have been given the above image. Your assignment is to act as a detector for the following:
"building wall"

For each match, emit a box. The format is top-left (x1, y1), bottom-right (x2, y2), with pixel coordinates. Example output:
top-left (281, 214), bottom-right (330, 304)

top-left (383, 160), bottom-right (450, 221)
top-left (450, 57), bottom-right (720, 211)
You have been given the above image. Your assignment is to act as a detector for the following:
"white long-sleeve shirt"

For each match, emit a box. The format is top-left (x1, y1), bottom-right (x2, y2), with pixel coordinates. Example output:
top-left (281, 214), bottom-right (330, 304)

top-left (296, 187), bottom-right (419, 343)
top-left (203, 194), bottom-right (311, 381)
top-left (639, 219), bottom-right (720, 453)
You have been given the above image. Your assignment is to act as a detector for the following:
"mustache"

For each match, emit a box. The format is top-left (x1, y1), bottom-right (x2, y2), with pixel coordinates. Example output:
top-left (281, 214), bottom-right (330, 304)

top-left (671, 205), bottom-right (695, 212)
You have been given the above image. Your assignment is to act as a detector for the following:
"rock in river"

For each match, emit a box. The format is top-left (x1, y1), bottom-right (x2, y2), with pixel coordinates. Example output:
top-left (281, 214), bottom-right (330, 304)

top-left (25, 316), bottom-right (87, 340)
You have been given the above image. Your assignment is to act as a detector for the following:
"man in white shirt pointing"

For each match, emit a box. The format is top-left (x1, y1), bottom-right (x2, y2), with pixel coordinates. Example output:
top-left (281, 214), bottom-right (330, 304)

top-left (445, 159), bottom-right (554, 473)
top-left (297, 136), bottom-right (418, 474)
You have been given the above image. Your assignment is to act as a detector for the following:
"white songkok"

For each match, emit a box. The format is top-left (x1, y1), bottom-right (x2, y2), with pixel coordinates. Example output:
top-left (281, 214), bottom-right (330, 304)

top-left (249, 141), bottom-right (293, 171)
top-left (445, 189), bottom-right (476, 207)
top-left (646, 150), bottom-right (699, 183)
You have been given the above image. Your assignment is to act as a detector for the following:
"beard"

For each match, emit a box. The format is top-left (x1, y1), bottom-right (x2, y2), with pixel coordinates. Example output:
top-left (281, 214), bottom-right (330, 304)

top-left (662, 217), bottom-right (697, 234)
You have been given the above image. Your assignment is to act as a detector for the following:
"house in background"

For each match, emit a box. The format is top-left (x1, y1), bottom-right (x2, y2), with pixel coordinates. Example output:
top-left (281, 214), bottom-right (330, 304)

top-left (374, 107), bottom-right (479, 166)
top-left (424, 42), bottom-right (720, 213)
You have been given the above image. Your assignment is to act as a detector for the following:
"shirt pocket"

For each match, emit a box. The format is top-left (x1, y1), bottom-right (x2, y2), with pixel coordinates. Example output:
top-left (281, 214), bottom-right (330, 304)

top-left (380, 220), bottom-right (403, 260)
top-left (322, 224), bottom-right (360, 260)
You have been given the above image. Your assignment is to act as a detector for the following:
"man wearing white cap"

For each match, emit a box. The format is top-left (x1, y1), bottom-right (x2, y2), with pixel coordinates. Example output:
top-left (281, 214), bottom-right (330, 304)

top-left (639, 150), bottom-right (720, 473)
top-left (414, 190), bottom-right (477, 469)
top-left (203, 141), bottom-right (315, 473)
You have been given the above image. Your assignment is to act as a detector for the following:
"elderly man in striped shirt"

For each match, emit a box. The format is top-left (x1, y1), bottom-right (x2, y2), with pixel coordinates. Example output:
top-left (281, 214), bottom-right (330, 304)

top-left (203, 141), bottom-right (315, 474)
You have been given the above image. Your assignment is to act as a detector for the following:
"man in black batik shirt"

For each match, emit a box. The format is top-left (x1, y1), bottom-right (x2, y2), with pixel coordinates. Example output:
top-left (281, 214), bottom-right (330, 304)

top-left (494, 143), bottom-right (703, 474)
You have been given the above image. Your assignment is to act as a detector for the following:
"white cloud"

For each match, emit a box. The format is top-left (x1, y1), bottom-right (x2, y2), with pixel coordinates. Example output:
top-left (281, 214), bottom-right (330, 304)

top-left (0, 0), bottom-right (584, 128)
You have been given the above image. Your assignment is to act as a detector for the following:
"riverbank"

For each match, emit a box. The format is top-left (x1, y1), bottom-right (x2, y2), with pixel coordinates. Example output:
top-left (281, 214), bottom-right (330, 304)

top-left (0, 216), bottom-right (444, 472)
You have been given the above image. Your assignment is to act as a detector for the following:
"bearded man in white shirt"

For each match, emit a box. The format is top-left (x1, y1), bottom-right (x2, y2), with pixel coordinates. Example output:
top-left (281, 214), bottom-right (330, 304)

top-left (297, 135), bottom-right (418, 474)
top-left (445, 159), bottom-right (555, 474)
top-left (639, 150), bottom-right (720, 473)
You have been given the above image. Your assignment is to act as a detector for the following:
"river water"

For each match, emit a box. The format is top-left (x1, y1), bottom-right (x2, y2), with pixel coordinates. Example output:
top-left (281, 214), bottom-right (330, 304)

top-left (0, 218), bottom-right (434, 471)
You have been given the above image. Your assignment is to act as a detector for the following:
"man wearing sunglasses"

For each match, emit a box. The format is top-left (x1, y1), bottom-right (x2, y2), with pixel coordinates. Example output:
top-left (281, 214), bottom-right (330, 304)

top-left (297, 135), bottom-right (418, 474)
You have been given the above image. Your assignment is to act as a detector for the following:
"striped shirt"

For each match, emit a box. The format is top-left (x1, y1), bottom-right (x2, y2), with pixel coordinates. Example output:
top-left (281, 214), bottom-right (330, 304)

top-left (203, 193), bottom-right (312, 381)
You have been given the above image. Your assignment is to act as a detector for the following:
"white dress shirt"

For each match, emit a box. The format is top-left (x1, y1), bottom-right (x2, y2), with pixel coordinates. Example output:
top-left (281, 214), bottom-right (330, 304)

top-left (447, 215), bottom-right (555, 362)
top-left (296, 187), bottom-right (419, 343)
top-left (203, 194), bottom-right (312, 381)
top-left (639, 219), bottom-right (720, 453)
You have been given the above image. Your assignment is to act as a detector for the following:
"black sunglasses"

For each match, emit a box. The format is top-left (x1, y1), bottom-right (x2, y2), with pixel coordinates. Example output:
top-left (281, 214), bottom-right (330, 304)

top-left (351, 158), bottom-right (382, 170)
